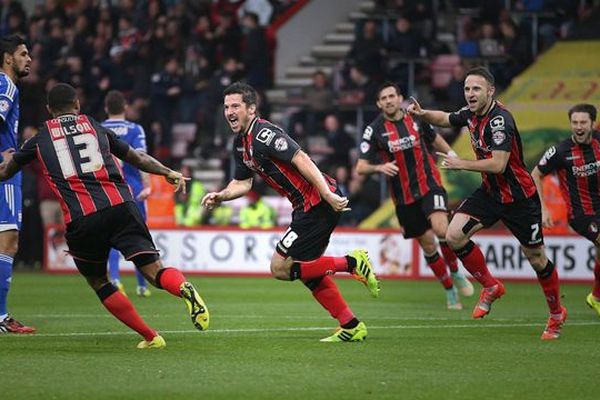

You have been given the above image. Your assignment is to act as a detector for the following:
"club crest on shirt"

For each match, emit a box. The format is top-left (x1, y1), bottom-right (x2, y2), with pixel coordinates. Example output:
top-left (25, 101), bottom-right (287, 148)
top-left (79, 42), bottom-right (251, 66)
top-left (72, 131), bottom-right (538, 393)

top-left (274, 137), bottom-right (288, 151)
top-left (360, 142), bottom-right (370, 153)
top-left (492, 131), bottom-right (506, 145)
top-left (0, 99), bottom-right (9, 113)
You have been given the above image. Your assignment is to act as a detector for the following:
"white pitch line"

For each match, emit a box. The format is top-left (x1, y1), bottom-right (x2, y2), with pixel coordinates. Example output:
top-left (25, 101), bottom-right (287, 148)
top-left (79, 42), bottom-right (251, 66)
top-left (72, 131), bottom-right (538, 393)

top-left (1, 321), bottom-right (598, 338)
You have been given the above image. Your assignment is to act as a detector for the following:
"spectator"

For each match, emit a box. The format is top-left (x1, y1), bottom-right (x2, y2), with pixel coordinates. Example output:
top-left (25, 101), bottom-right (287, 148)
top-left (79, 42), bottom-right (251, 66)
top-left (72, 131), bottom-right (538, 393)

top-left (238, 0), bottom-right (274, 26)
top-left (151, 56), bottom-right (182, 147)
top-left (239, 191), bottom-right (277, 229)
top-left (302, 70), bottom-right (335, 133)
top-left (240, 12), bottom-right (270, 89)
top-left (346, 20), bottom-right (385, 79)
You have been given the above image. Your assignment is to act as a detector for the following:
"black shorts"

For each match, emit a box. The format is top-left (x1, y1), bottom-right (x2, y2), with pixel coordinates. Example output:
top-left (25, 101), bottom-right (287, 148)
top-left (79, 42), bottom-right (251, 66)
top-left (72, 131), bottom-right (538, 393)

top-left (276, 200), bottom-right (340, 261)
top-left (395, 187), bottom-right (448, 238)
top-left (65, 202), bottom-right (159, 277)
top-left (456, 188), bottom-right (544, 247)
top-left (570, 215), bottom-right (600, 243)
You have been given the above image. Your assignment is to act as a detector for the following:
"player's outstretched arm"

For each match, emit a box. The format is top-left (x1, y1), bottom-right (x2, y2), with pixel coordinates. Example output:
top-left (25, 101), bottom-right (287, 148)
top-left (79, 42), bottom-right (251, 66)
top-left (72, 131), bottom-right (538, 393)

top-left (406, 97), bottom-right (452, 127)
top-left (201, 178), bottom-right (253, 209)
top-left (0, 149), bottom-right (22, 181)
top-left (123, 148), bottom-right (188, 193)
top-left (437, 149), bottom-right (509, 174)
top-left (355, 159), bottom-right (398, 177)
top-left (292, 150), bottom-right (349, 211)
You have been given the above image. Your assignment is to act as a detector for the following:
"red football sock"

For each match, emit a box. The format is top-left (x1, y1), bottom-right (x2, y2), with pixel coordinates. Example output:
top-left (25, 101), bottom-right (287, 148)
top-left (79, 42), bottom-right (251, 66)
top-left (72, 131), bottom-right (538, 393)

top-left (295, 256), bottom-right (348, 280)
top-left (304, 276), bottom-right (355, 326)
top-left (536, 262), bottom-right (562, 314)
top-left (102, 290), bottom-right (156, 341)
top-left (593, 259), bottom-right (600, 299)
top-left (425, 252), bottom-right (453, 289)
top-left (157, 267), bottom-right (186, 297)
top-left (455, 241), bottom-right (497, 288)
top-left (439, 241), bottom-right (459, 273)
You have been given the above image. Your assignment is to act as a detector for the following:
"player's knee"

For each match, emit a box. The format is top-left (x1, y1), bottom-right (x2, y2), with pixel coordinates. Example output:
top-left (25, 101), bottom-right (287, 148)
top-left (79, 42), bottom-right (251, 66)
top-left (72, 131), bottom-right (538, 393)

top-left (523, 247), bottom-right (546, 270)
top-left (0, 233), bottom-right (19, 256)
top-left (270, 258), bottom-right (292, 281)
top-left (445, 227), bottom-right (465, 249)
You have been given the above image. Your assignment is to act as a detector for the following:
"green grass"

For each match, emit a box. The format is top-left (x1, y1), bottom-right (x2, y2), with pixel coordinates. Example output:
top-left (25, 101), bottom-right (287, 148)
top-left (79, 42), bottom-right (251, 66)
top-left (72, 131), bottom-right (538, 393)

top-left (0, 274), bottom-right (598, 399)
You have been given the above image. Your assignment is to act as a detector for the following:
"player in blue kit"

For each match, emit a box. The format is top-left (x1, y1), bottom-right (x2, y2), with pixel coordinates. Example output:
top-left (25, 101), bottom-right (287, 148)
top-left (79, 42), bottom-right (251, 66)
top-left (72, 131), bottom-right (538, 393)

top-left (0, 35), bottom-right (35, 334)
top-left (102, 91), bottom-right (152, 297)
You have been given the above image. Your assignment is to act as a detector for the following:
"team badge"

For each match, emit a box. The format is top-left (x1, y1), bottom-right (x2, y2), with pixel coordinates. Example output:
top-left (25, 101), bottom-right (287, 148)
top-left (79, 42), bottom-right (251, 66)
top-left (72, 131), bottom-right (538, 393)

top-left (360, 142), bottom-right (370, 153)
top-left (492, 131), bottom-right (506, 145)
top-left (274, 137), bottom-right (288, 151)
top-left (0, 99), bottom-right (9, 113)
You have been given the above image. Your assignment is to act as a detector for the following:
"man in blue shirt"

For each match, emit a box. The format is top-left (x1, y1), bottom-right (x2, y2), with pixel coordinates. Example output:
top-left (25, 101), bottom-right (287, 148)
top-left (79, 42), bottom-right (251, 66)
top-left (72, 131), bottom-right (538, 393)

top-left (102, 90), bottom-right (152, 297)
top-left (0, 35), bottom-right (34, 334)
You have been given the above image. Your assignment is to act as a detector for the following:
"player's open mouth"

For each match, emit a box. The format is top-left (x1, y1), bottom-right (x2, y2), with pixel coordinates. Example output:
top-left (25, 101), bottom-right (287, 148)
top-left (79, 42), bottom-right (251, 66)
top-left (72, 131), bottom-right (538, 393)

top-left (229, 117), bottom-right (239, 128)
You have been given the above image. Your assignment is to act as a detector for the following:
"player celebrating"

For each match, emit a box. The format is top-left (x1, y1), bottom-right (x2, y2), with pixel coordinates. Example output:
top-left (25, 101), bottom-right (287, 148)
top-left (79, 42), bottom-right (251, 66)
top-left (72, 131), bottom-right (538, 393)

top-left (531, 104), bottom-right (600, 317)
top-left (0, 83), bottom-right (209, 348)
top-left (0, 35), bottom-right (35, 334)
top-left (102, 90), bottom-right (152, 297)
top-left (407, 67), bottom-right (566, 340)
top-left (202, 82), bottom-right (379, 342)
top-left (356, 82), bottom-right (473, 310)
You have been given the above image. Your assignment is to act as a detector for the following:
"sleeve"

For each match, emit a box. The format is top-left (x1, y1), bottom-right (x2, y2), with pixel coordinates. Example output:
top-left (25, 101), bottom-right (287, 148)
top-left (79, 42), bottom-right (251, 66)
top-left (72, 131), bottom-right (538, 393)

top-left (487, 113), bottom-right (513, 152)
top-left (0, 92), bottom-right (15, 124)
top-left (421, 122), bottom-right (437, 145)
top-left (233, 139), bottom-right (253, 181)
top-left (105, 127), bottom-right (131, 158)
top-left (536, 145), bottom-right (560, 175)
top-left (358, 124), bottom-right (378, 161)
top-left (448, 107), bottom-right (470, 127)
top-left (256, 126), bottom-right (300, 163)
top-left (12, 135), bottom-right (38, 166)
top-left (130, 124), bottom-right (147, 152)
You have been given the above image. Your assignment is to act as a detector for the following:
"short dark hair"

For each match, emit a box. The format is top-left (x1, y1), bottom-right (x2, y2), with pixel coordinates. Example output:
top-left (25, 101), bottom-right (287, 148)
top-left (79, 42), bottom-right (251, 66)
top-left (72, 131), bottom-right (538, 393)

top-left (568, 103), bottom-right (597, 122)
top-left (223, 81), bottom-right (258, 107)
top-left (0, 34), bottom-right (26, 65)
top-left (466, 66), bottom-right (495, 86)
top-left (105, 90), bottom-right (126, 115)
top-left (47, 83), bottom-right (78, 114)
top-left (377, 81), bottom-right (402, 99)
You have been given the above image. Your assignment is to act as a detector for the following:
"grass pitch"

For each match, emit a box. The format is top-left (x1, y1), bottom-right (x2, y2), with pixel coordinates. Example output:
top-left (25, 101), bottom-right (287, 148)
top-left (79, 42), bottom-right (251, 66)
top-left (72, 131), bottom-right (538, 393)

top-left (0, 274), bottom-right (598, 399)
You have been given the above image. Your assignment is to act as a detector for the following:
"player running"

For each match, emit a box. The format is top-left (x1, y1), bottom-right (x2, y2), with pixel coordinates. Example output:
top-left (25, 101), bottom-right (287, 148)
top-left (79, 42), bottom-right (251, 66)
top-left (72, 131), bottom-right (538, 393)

top-left (407, 67), bottom-right (567, 340)
top-left (531, 103), bottom-right (600, 317)
top-left (356, 82), bottom-right (473, 310)
top-left (202, 82), bottom-right (379, 342)
top-left (0, 83), bottom-right (209, 349)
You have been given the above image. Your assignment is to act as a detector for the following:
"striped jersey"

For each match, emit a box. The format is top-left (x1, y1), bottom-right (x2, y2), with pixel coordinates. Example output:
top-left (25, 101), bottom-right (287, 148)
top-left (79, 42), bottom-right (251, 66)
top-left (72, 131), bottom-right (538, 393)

top-left (359, 113), bottom-right (442, 205)
top-left (12, 114), bottom-right (134, 224)
top-left (233, 117), bottom-right (337, 212)
top-left (449, 101), bottom-right (537, 203)
top-left (536, 131), bottom-right (600, 220)
top-left (101, 119), bottom-right (147, 197)
top-left (0, 71), bottom-right (21, 185)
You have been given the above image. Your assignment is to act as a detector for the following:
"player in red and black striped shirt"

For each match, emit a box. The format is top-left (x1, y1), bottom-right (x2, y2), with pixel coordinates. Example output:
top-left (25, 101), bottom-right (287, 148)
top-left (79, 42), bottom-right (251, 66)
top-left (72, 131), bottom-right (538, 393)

top-left (531, 104), bottom-right (600, 317)
top-left (202, 82), bottom-right (379, 342)
top-left (356, 82), bottom-right (474, 309)
top-left (0, 83), bottom-right (209, 348)
top-left (408, 67), bottom-right (566, 340)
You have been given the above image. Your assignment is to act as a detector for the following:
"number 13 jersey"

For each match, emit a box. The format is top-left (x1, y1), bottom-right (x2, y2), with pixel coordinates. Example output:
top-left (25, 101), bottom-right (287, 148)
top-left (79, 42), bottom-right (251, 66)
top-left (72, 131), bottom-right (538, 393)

top-left (13, 114), bottom-right (134, 224)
